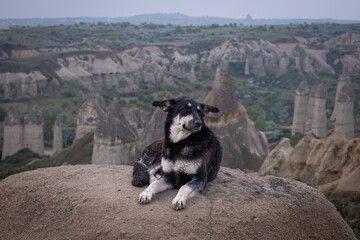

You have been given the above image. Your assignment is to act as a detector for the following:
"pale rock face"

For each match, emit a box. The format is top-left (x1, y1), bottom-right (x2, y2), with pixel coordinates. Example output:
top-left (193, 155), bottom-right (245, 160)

top-left (311, 83), bottom-right (327, 138)
top-left (334, 81), bottom-right (355, 139)
top-left (204, 74), bottom-right (270, 171)
top-left (259, 131), bottom-right (360, 191)
top-left (0, 71), bottom-right (47, 99)
top-left (75, 94), bottom-right (106, 140)
top-left (305, 91), bottom-right (315, 133)
top-left (52, 116), bottom-right (63, 155)
top-left (2, 106), bottom-right (44, 159)
top-left (91, 100), bottom-right (137, 165)
top-left (292, 80), bottom-right (310, 135)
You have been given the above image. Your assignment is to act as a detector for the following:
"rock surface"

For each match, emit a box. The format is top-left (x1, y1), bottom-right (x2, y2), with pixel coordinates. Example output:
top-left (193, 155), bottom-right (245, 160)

top-left (52, 115), bottom-right (63, 155)
top-left (0, 165), bottom-right (355, 240)
top-left (291, 80), bottom-right (309, 135)
top-left (2, 106), bottom-right (44, 159)
top-left (259, 132), bottom-right (360, 191)
top-left (75, 93), bottom-right (107, 140)
top-left (91, 100), bottom-right (138, 165)
top-left (204, 74), bottom-right (269, 171)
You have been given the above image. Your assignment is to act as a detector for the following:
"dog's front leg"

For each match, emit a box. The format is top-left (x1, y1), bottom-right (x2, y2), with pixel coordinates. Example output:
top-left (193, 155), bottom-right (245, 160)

top-left (172, 178), bottom-right (205, 210)
top-left (138, 177), bottom-right (173, 204)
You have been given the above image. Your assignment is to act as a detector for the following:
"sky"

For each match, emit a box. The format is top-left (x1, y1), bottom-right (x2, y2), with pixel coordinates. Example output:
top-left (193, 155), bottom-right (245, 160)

top-left (1, 0), bottom-right (360, 20)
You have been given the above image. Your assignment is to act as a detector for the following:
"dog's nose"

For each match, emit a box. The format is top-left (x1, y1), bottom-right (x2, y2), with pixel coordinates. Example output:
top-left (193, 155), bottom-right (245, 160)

top-left (194, 120), bottom-right (202, 129)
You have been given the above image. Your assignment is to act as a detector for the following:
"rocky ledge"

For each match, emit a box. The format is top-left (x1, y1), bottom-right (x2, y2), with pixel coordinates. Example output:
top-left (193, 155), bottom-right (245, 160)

top-left (0, 165), bottom-right (355, 240)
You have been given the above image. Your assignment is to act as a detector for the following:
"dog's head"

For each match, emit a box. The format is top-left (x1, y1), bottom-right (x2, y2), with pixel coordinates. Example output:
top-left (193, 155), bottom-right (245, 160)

top-left (152, 96), bottom-right (219, 143)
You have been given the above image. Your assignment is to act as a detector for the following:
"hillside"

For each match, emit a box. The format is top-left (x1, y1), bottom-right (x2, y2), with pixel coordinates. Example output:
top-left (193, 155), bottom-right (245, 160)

top-left (0, 22), bottom-right (360, 149)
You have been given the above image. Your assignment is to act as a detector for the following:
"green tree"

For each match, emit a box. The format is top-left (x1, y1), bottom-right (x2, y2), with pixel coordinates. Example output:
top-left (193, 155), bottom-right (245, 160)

top-left (0, 107), bottom-right (7, 121)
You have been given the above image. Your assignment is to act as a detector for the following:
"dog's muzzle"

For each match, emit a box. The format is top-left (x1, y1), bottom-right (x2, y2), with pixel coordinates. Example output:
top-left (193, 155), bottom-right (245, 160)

top-left (184, 120), bottom-right (202, 132)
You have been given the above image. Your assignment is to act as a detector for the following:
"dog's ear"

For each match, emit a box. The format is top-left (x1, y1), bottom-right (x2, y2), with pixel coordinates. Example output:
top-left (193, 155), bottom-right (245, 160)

top-left (152, 99), bottom-right (176, 112)
top-left (201, 104), bottom-right (219, 114)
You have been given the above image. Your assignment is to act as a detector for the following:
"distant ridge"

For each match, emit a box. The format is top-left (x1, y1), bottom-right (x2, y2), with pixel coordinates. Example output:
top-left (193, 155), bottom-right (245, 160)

top-left (1, 13), bottom-right (360, 29)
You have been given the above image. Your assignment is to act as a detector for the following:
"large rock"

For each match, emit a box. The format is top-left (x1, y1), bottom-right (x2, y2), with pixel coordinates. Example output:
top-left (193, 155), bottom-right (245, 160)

top-left (311, 83), bottom-right (327, 138)
top-left (2, 106), bottom-right (44, 160)
top-left (334, 80), bottom-right (355, 139)
top-left (91, 100), bottom-right (138, 165)
top-left (52, 115), bottom-right (63, 155)
top-left (0, 165), bottom-right (355, 240)
top-left (291, 80), bottom-right (309, 135)
top-left (75, 93), bottom-right (106, 140)
top-left (259, 132), bottom-right (360, 189)
top-left (0, 71), bottom-right (48, 99)
top-left (204, 73), bottom-right (269, 171)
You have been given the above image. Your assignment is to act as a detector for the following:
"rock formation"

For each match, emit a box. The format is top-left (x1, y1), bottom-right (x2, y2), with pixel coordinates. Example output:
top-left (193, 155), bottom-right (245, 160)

top-left (334, 81), bottom-right (355, 139)
top-left (203, 73), bottom-right (270, 171)
top-left (291, 80), bottom-right (310, 135)
top-left (305, 90), bottom-right (315, 133)
top-left (0, 71), bottom-right (48, 99)
top-left (2, 106), bottom-right (44, 159)
top-left (311, 83), bottom-right (327, 138)
top-left (330, 76), bottom-right (351, 121)
top-left (0, 165), bottom-right (355, 240)
top-left (91, 100), bottom-right (138, 165)
top-left (2, 108), bottom-right (24, 159)
top-left (52, 115), bottom-right (63, 155)
top-left (259, 131), bottom-right (360, 190)
top-left (75, 93), bottom-right (106, 140)
top-left (126, 107), bottom-right (148, 131)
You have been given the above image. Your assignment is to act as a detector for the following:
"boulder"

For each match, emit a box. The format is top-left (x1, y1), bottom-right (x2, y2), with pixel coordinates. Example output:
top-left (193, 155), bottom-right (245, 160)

top-left (0, 165), bottom-right (355, 240)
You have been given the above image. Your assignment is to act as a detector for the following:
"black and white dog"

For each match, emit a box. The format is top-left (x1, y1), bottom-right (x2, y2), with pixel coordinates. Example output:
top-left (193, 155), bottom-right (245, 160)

top-left (131, 96), bottom-right (223, 210)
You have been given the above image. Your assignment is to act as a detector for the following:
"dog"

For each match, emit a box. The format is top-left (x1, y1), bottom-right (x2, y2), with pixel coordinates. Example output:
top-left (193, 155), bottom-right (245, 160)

top-left (131, 96), bottom-right (223, 210)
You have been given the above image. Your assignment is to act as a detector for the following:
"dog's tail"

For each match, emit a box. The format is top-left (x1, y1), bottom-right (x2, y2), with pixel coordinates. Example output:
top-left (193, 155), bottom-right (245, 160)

top-left (131, 160), bottom-right (150, 187)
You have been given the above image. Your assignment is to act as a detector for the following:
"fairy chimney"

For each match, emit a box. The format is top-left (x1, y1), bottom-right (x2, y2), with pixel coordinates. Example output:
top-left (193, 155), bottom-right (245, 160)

top-left (330, 76), bottom-right (351, 121)
top-left (52, 115), bottom-right (63, 155)
top-left (91, 100), bottom-right (138, 165)
top-left (203, 73), bottom-right (269, 171)
top-left (75, 93), bottom-right (106, 140)
top-left (2, 108), bottom-right (24, 159)
top-left (311, 83), bottom-right (328, 138)
top-left (334, 81), bottom-right (355, 139)
top-left (305, 90), bottom-right (315, 133)
top-left (292, 80), bottom-right (310, 135)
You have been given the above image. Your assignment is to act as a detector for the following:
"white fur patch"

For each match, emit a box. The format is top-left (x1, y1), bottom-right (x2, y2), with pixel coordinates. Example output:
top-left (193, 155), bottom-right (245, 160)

top-left (169, 114), bottom-right (193, 143)
top-left (161, 157), bottom-right (201, 175)
top-left (138, 178), bottom-right (173, 204)
top-left (187, 103), bottom-right (192, 107)
top-left (172, 184), bottom-right (198, 210)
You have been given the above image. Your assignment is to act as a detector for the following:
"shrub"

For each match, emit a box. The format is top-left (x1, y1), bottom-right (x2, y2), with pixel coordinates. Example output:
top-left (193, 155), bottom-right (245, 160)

top-left (0, 107), bottom-right (7, 121)
top-left (62, 90), bottom-right (75, 98)
top-left (61, 101), bottom-right (69, 108)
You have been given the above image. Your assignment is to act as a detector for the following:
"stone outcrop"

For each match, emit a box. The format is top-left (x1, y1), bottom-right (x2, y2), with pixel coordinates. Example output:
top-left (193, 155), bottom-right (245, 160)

top-left (0, 71), bottom-right (48, 99)
top-left (330, 76), bottom-right (351, 121)
top-left (334, 81), bottom-right (355, 139)
top-left (0, 165), bottom-right (355, 240)
top-left (126, 107), bottom-right (148, 131)
top-left (259, 131), bottom-right (360, 190)
top-left (203, 73), bottom-right (270, 171)
top-left (75, 93), bottom-right (106, 140)
top-left (305, 90), bottom-right (315, 133)
top-left (2, 106), bottom-right (44, 159)
top-left (291, 80), bottom-right (309, 135)
top-left (311, 83), bottom-right (327, 138)
top-left (91, 100), bottom-right (138, 165)
top-left (52, 115), bottom-right (63, 155)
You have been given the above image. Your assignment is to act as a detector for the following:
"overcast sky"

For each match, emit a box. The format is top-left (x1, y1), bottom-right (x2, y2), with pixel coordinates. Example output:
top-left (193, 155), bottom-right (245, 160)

top-left (1, 0), bottom-right (360, 20)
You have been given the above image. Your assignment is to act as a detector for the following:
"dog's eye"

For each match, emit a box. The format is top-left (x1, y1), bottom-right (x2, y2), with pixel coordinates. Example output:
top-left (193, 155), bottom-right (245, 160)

top-left (183, 106), bottom-right (190, 112)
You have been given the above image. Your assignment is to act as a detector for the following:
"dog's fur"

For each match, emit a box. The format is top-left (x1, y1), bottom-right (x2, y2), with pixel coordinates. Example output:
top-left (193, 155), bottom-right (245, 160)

top-left (131, 96), bottom-right (223, 210)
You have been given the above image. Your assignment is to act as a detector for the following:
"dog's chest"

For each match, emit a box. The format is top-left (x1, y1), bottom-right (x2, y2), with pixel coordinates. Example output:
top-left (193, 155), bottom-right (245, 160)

top-left (161, 157), bottom-right (201, 175)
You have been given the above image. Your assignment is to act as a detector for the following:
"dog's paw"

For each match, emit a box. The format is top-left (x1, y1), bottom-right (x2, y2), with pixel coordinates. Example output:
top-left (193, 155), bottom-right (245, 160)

top-left (172, 196), bottom-right (186, 210)
top-left (138, 190), bottom-right (154, 204)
